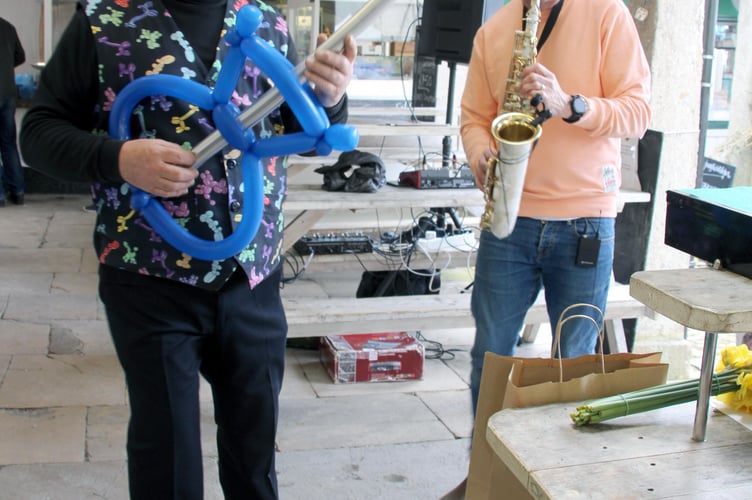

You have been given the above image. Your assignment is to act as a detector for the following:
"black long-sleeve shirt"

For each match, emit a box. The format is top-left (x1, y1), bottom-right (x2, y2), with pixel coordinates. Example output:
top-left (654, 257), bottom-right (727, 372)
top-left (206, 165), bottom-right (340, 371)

top-left (0, 17), bottom-right (25, 100)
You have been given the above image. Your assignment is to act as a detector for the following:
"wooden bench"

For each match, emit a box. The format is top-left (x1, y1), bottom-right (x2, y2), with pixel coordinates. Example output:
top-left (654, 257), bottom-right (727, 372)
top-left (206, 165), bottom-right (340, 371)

top-left (284, 282), bottom-right (653, 353)
top-left (280, 151), bottom-right (653, 355)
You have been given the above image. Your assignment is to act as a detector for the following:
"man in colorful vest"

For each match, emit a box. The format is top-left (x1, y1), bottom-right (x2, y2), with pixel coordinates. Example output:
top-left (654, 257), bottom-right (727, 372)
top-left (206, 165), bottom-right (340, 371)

top-left (20, 1), bottom-right (356, 498)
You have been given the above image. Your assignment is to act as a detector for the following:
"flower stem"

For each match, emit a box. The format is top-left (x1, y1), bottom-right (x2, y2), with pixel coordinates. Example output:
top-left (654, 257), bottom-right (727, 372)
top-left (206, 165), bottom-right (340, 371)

top-left (570, 370), bottom-right (740, 426)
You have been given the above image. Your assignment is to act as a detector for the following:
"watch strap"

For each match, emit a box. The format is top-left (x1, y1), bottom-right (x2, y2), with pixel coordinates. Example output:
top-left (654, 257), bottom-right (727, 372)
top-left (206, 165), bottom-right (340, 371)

top-left (563, 95), bottom-right (586, 123)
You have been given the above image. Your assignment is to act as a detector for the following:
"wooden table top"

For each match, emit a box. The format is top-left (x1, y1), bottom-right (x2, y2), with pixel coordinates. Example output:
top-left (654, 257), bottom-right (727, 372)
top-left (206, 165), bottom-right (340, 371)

top-left (630, 268), bottom-right (752, 333)
top-left (487, 401), bottom-right (752, 499)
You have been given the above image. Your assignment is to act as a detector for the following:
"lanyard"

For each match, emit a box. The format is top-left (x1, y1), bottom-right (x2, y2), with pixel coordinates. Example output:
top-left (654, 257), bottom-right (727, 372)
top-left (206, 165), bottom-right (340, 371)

top-left (523, 0), bottom-right (564, 52)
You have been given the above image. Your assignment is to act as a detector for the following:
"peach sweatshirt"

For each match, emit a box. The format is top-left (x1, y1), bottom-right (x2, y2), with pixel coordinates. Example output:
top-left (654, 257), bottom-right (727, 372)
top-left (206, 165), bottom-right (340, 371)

top-left (460, 0), bottom-right (651, 218)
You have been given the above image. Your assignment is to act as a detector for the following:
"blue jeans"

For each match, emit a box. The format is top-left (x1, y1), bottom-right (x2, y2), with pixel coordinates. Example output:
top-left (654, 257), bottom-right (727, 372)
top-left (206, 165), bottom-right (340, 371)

top-left (0, 98), bottom-right (25, 199)
top-left (470, 216), bottom-right (615, 412)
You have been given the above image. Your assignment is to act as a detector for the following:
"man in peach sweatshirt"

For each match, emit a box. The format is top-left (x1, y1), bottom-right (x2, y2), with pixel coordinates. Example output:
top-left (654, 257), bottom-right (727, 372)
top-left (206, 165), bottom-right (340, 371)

top-left (460, 0), bottom-right (651, 413)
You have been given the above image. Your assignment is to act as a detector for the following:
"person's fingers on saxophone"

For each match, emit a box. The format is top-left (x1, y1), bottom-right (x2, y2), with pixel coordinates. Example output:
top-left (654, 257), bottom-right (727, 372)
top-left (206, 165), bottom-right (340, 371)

top-left (520, 63), bottom-right (569, 118)
top-left (475, 146), bottom-right (497, 190)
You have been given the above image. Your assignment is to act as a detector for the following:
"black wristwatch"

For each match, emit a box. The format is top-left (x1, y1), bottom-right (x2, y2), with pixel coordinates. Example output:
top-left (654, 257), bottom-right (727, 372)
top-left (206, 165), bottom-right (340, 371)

top-left (563, 94), bottom-right (588, 123)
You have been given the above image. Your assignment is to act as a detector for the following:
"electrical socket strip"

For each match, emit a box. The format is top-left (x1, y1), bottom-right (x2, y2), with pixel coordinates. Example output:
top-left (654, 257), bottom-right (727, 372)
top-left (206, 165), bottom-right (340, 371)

top-left (415, 232), bottom-right (477, 253)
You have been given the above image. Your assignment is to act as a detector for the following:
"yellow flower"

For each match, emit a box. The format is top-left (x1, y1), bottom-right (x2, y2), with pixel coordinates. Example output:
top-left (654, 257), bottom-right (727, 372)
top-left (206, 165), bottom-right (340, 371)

top-left (717, 371), bottom-right (752, 413)
top-left (715, 345), bottom-right (752, 414)
top-left (719, 344), bottom-right (752, 369)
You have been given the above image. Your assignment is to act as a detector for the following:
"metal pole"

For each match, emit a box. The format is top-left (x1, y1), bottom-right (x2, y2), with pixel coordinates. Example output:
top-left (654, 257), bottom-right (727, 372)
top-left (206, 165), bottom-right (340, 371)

top-left (692, 331), bottom-right (718, 441)
top-left (697, 0), bottom-right (719, 187)
top-left (191, 0), bottom-right (394, 169)
top-left (442, 61), bottom-right (456, 167)
top-left (43, 0), bottom-right (53, 61)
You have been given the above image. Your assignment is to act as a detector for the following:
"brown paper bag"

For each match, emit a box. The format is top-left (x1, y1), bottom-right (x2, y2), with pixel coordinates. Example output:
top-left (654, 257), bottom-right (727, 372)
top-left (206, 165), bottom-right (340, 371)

top-left (465, 308), bottom-right (669, 500)
top-left (465, 351), bottom-right (668, 499)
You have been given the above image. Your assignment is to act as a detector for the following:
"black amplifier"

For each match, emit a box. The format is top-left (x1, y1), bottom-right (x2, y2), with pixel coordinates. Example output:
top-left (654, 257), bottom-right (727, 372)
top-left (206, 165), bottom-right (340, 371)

top-left (665, 187), bottom-right (752, 279)
top-left (398, 168), bottom-right (475, 189)
top-left (293, 233), bottom-right (373, 255)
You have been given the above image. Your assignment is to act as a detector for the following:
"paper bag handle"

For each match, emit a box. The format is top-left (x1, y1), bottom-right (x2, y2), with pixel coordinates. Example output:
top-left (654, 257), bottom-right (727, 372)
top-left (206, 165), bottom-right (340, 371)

top-left (551, 303), bottom-right (605, 382)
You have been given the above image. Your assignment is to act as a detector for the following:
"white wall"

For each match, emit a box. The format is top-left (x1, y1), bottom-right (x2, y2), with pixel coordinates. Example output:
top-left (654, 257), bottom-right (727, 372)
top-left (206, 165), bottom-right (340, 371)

top-left (1, 0), bottom-right (42, 73)
top-left (1, 0), bottom-right (78, 72)
top-left (726, 0), bottom-right (752, 185)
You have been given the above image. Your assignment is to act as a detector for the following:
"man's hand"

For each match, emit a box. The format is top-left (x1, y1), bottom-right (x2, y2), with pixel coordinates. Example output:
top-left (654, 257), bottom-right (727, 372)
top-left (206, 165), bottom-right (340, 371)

top-left (519, 63), bottom-right (569, 119)
top-left (474, 147), bottom-right (497, 191)
top-left (119, 139), bottom-right (198, 198)
top-left (304, 33), bottom-right (357, 108)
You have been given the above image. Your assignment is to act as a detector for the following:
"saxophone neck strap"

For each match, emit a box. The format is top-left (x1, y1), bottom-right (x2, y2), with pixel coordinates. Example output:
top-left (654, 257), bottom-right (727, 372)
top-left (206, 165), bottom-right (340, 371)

top-left (523, 0), bottom-right (565, 52)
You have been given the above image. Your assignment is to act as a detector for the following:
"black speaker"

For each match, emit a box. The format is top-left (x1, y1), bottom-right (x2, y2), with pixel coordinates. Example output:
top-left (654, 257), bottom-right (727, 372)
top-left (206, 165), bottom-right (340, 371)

top-left (416, 0), bottom-right (505, 64)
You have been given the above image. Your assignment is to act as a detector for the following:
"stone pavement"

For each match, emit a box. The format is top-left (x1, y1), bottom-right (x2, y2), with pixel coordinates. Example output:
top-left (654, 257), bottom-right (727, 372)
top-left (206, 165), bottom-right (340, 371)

top-left (0, 194), bottom-right (495, 499)
top-left (0, 194), bottom-right (736, 499)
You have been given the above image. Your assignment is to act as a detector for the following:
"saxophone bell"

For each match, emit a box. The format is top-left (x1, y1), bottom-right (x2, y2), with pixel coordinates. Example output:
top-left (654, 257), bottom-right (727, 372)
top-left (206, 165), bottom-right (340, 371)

top-left (480, 112), bottom-right (542, 239)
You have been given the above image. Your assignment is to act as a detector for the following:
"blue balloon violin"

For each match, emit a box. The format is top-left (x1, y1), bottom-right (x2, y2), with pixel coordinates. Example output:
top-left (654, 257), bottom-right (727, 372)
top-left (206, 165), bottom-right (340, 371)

top-left (109, 5), bottom-right (359, 261)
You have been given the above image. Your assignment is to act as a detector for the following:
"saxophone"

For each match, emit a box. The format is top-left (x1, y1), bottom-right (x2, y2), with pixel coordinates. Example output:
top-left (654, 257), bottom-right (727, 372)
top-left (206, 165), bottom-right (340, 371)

top-left (480, 0), bottom-right (551, 239)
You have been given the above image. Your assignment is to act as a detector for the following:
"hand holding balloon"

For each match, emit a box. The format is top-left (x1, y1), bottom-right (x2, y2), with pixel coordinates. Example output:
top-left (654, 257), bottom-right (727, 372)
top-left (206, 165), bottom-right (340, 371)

top-left (118, 139), bottom-right (198, 199)
top-left (305, 33), bottom-right (357, 108)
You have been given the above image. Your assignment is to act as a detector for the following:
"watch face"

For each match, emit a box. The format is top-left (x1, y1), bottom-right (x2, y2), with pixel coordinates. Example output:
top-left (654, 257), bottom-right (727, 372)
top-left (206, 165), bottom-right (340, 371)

top-left (572, 95), bottom-right (587, 114)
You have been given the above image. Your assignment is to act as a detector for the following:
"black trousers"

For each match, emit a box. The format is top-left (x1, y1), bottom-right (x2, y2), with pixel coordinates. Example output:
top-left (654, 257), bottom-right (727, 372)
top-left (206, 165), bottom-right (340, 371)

top-left (99, 265), bottom-right (287, 500)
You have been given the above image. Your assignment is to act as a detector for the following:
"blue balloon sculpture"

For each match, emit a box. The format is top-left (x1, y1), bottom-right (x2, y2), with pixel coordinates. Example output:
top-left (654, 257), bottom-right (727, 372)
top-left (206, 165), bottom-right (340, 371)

top-left (109, 5), bottom-right (358, 261)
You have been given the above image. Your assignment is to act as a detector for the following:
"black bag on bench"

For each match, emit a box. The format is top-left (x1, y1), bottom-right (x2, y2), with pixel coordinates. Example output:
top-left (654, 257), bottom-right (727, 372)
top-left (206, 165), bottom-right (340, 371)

top-left (356, 270), bottom-right (440, 298)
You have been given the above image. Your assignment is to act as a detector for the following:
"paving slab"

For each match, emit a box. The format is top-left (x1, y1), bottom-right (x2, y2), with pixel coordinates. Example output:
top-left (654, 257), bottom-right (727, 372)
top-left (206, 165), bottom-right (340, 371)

top-left (0, 459), bottom-right (224, 500)
top-left (417, 389), bottom-right (474, 439)
top-left (0, 354), bottom-right (9, 381)
top-left (43, 223), bottom-right (96, 249)
top-left (49, 320), bottom-right (114, 356)
top-left (0, 354), bottom-right (126, 408)
top-left (83, 403), bottom-right (220, 464)
top-left (0, 406), bottom-right (86, 465)
top-left (85, 405), bottom-right (129, 463)
top-left (0, 272), bottom-right (53, 295)
top-left (4, 293), bottom-right (99, 322)
top-left (0, 218), bottom-right (48, 249)
top-left (277, 392), bottom-right (454, 452)
top-left (0, 248), bottom-right (85, 274)
top-left (81, 248), bottom-right (100, 273)
top-left (51, 272), bottom-right (99, 295)
top-left (280, 350), bottom-right (319, 400)
top-left (275, 439), bottom-right (470, 500)
top-left (0, 320), bottom-right (49, 355)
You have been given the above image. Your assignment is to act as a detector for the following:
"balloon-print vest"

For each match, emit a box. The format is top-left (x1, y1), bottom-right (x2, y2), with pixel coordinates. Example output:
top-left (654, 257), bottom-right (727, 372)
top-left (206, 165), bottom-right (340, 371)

top-left (86, 0), bottom-right (290, 290)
